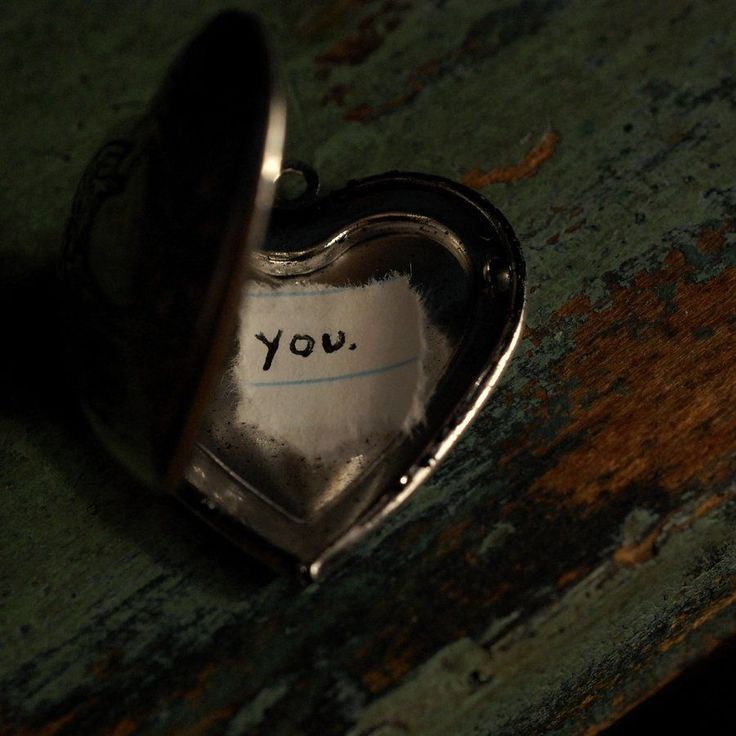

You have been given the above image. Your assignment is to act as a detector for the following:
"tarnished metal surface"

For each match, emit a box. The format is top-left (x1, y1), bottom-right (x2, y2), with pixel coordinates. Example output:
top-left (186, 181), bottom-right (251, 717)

top-left (1, 0), bottom-right (736, 734)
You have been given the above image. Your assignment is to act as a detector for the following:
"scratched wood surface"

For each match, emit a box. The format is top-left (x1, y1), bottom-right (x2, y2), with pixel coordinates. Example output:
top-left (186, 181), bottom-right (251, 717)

top-left (2, 1), bottom-right (736, 734)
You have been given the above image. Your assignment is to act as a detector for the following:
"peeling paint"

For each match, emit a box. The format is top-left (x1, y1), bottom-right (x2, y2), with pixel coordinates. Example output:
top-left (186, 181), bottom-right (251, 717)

top-left (350, 492), bottom-right (736, 736)
top-left (315, 0), bottom-right (412, 69)
top-left (461, 131), bottom-right (561, 188)
top-left (519, 251), bottom-right (736, 505)
top-left (225, 681), bottom-right (290, 736)
top-left (478, 522), bottom-right (516, 557)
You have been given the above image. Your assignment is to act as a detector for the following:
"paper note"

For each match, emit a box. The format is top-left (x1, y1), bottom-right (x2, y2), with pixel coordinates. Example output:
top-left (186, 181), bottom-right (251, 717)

top-left (233, 275), bottom-right (429, 458)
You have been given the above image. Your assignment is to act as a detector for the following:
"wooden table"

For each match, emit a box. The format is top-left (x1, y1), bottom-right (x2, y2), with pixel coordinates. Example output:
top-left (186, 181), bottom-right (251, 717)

top-left (2, 1), bottom-right (736, 733)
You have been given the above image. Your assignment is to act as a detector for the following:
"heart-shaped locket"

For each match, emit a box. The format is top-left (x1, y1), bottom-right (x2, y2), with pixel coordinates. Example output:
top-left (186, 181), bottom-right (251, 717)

top-left (62, 12), bottom-right (525, 579)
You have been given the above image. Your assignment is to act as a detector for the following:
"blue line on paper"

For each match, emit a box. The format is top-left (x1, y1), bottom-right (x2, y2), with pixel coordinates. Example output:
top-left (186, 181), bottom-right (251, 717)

top-left (244, 356), bottom-right (418, 387)
top-left (247, 286), bottom-right (353, 298)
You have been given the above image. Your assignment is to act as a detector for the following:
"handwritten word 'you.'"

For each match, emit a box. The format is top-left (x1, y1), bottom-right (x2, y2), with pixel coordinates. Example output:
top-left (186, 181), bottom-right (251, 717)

top-left (255, 330), bottom-right (357, 371)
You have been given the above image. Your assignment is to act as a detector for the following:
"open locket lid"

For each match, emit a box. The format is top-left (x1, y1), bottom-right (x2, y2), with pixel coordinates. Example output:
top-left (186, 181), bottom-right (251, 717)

top-left (63, 12), bottom-right (525, 580)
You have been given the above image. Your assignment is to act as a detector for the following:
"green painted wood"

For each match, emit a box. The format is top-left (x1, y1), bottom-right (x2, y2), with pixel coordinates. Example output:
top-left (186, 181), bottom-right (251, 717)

top-left (2, 1), bottom-right (736, 734)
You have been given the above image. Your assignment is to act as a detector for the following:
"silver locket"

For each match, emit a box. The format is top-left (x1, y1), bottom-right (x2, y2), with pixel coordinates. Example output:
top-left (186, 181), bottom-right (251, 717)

top-left (62, 11), bottom-right (525, 580)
